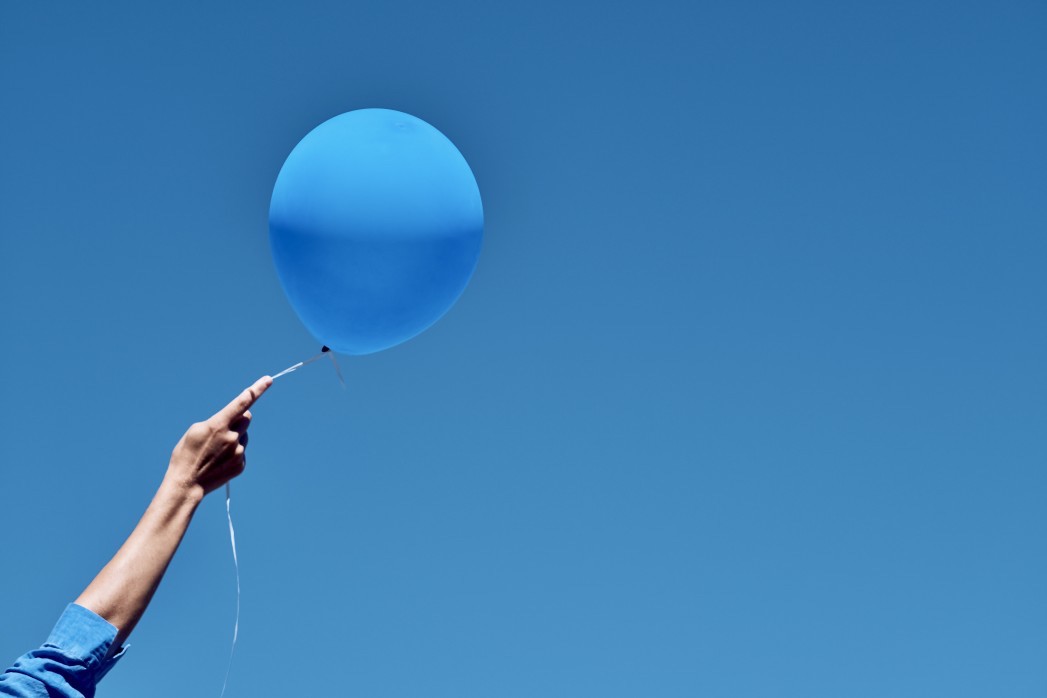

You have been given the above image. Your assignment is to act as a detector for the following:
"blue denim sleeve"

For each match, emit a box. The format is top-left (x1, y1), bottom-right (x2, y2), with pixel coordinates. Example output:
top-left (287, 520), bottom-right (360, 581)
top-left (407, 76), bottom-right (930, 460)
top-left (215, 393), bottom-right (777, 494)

top-left (0, 604), bottom-right (128, 698)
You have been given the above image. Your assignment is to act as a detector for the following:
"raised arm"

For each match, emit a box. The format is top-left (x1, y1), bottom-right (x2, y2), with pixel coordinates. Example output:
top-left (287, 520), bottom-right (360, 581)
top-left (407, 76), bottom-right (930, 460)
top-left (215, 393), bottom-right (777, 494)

top-left (75, 376), bottom-right (272, 651)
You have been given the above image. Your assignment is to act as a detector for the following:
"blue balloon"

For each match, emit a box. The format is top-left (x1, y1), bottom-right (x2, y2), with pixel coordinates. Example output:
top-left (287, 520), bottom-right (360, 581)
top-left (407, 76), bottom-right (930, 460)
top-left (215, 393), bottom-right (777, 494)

top-left (269, 108), bottom-right (483, 355)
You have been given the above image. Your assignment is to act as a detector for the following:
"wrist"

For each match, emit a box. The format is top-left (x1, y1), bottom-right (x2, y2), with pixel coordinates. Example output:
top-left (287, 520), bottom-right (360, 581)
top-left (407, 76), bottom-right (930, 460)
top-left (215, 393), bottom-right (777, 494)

top-left (159, 470), bottom-right (206, 508)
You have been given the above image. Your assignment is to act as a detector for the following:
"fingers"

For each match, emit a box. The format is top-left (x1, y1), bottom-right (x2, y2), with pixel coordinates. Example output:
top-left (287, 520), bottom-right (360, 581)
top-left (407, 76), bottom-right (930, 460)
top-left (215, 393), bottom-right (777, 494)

top-left (230, 409), bottom-right (252, 477)
top-left (170, 381), bottom-right (268, 495)
top-left (223, 428), bottom-right (248, 483)
top-left (211, 376), bottom-right (272, 427)
top-left (231, 411), bottom-right (251, 432)
top-left (226, 409), bottom-right (252, 480)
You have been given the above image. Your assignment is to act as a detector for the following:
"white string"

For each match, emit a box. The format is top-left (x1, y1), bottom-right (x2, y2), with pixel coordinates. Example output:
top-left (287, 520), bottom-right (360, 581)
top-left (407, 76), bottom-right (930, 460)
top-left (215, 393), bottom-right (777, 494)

top-left (328, 352), bottom-right (346, 389)
top-left (271, 350), bottom-right (327, 380)
top-left (220, 482), bottom-right (240, 698)
top-left (219, 347), bottom-right (342, 695)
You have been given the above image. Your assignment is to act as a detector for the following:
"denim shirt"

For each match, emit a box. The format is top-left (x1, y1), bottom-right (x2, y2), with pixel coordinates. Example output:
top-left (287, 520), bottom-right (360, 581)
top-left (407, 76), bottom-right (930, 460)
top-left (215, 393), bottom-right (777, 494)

top-left (0, 604), bottom-right (127, 698)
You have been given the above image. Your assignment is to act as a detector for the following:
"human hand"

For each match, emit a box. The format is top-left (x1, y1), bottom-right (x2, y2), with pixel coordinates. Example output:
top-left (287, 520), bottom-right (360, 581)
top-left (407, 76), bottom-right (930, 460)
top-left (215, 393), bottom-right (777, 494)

top-left (167, 376), bottom-right (273, 498)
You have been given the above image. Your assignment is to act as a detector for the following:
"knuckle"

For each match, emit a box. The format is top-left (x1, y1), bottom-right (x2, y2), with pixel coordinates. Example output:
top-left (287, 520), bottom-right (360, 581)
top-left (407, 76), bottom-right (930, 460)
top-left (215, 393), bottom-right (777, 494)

top-left (187, 422), bottom-right (208, 441)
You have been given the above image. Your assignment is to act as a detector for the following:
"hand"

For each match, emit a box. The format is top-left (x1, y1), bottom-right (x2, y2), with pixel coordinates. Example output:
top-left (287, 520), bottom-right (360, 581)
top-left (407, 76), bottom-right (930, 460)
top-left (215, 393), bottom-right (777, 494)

top-left (167, 376), bottom-right (273, 497)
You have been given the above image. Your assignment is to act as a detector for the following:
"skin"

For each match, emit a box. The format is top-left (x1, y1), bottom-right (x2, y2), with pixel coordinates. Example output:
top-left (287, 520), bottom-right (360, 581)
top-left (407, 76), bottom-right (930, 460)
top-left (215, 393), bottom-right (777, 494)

top-left (75, 376), bottom-right (273, 654)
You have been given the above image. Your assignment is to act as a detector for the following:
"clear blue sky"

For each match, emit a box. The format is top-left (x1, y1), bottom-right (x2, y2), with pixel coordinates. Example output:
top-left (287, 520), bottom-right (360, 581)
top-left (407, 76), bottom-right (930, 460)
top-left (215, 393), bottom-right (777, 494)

top-left (1, 1), bottom-right (1045, 696)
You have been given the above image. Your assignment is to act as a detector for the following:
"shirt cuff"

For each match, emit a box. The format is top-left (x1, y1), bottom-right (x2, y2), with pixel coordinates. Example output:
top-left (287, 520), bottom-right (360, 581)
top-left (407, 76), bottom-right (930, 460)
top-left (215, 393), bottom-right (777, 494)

top-left (45, 603), bottom-right (129, 682)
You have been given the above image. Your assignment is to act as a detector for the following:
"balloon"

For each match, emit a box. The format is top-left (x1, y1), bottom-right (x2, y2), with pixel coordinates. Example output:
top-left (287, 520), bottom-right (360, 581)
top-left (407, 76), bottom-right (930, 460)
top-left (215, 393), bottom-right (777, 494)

top-left (269, 108), bottom-right (483, 355)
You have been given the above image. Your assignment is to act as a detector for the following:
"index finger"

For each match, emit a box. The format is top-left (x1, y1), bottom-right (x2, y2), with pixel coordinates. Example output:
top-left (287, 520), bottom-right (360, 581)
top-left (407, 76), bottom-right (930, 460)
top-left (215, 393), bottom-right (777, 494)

top-left (210, 376), bottom-right (273, 427)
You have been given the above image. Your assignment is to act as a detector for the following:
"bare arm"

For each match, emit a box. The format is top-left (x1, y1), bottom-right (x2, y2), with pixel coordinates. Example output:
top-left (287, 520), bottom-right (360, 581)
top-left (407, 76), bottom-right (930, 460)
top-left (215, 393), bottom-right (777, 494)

top-left (75, 376), bottom-right (272, 652)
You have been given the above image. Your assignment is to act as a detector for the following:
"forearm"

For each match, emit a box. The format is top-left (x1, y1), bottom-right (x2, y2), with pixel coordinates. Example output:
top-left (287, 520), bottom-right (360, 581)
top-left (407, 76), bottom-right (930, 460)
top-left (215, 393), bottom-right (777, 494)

top-left (70, 376), bottom-right (268, 657)
top-left (75, 475), bottom-right (203, 650)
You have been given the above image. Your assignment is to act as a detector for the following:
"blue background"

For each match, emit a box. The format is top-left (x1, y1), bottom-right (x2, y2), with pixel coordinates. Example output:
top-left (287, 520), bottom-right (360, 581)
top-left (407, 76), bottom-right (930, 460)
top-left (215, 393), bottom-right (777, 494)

top-left (1, 2), bottom-right (1044, 696)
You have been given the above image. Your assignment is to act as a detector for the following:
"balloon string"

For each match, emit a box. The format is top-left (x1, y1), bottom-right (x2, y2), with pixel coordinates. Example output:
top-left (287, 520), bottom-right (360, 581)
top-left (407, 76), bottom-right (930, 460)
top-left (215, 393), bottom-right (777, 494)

top-left (220, 482), bottom-right (240, 698)
top-left (328, 352), bottom-right (346, 389)
top-left (219, 346), bottom-right (344, 695)
top-left (271, 351), bottom-right (326, 380)
top-left (271, 346), bottom-right (346, 389)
